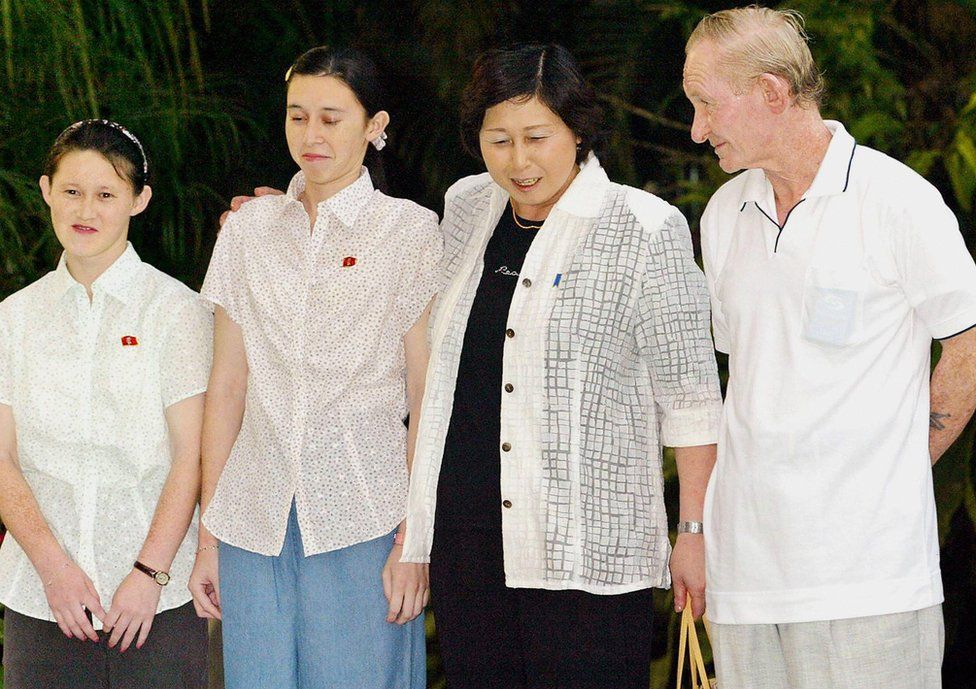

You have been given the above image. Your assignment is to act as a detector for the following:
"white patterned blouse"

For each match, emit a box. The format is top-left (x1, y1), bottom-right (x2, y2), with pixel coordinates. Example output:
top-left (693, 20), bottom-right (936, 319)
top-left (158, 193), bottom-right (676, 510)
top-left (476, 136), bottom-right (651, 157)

top-left (201, 169), bottom-right (442, 556)
top-left (402, 156), bottom-right (722, 593)
top-left (0, 244), bottom-right (212, 625)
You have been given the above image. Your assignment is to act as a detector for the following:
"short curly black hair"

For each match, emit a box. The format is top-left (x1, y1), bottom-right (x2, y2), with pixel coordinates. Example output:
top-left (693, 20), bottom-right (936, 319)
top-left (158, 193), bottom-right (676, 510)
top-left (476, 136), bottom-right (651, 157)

top-left (459, 43), bottom-right (605, 165)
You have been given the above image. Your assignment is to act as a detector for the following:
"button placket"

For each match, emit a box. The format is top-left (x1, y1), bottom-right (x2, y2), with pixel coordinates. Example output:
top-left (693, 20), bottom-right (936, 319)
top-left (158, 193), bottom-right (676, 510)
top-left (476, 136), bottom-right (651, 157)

top-left (291, 257), bottom-right (314, 472)
top-left (78, 292), bottom-right (102, 586)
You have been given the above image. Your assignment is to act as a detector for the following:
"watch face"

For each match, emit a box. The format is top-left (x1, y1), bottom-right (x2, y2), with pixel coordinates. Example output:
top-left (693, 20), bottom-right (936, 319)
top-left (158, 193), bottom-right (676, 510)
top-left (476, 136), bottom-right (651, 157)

top-left (153, 571), bottom-right (171, 586)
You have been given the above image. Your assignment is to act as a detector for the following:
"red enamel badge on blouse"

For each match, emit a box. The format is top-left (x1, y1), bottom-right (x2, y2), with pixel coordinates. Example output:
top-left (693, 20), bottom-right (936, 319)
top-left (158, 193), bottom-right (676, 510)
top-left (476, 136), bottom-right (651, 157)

top-left (341, 256), bottom-right (357, 268)
top-left (121, 336), bottom-right (139, 346)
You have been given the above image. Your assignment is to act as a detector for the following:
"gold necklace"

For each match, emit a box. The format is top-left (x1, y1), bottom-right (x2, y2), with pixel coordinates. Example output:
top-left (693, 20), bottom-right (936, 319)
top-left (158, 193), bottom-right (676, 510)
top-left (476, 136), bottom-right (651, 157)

top-left (511, 205), bottom-right (543, 230)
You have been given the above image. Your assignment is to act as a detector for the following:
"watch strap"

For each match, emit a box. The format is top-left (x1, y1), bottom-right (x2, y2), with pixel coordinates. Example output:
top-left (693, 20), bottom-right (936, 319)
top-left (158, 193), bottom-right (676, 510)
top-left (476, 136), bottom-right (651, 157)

top-left (133, 560), bottom-right (170, 586)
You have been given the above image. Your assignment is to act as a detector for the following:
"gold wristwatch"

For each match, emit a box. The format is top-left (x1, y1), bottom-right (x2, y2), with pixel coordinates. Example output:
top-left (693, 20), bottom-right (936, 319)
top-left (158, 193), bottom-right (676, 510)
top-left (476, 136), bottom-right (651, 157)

top-left (133, 560), bottom-right (171, 586)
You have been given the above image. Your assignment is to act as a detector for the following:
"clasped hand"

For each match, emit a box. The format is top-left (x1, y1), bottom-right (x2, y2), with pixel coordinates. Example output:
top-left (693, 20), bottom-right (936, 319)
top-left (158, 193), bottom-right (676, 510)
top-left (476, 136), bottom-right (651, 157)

top-left (45, 562), bottom-right (162, 651)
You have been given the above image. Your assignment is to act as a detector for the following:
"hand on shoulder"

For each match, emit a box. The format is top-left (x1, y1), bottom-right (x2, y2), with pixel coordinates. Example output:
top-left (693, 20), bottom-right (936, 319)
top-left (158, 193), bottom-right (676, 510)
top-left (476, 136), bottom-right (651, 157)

top-left (218, 186), bottom-right (285, 227)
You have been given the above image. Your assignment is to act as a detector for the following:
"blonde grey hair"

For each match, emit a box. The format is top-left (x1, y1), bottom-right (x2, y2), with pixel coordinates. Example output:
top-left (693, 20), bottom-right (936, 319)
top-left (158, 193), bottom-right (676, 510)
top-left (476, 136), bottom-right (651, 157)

top-left (686, 5), bottom-right (825, 108)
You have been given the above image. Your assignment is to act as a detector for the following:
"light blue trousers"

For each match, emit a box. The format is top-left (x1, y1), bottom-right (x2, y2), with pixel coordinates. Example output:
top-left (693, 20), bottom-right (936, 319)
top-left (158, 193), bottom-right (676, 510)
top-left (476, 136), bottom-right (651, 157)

top-left (219, 503), bottom-right (426, 689)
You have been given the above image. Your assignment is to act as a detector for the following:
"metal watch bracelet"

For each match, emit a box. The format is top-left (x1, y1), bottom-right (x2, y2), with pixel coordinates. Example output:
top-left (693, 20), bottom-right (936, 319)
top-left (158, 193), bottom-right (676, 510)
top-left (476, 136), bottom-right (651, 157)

top-left (676, 520), bottom-right (704, 535)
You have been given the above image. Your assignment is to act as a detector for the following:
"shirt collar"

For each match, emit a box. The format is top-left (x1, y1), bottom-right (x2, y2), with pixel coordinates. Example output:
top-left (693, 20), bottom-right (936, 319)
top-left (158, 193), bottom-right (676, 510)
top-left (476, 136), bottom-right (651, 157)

top-left (487, 153), bottom-right (611, 220)
top-left (803, 120), bottom-right (857, 199)
top-left (53, 242), bottom-right (143, 305)
top-left (738, 120), bottom-right (857, 205)
top-left (285, 167), bottom-right (375, 228)
top-left (553, 153), bottom-right (611, 218)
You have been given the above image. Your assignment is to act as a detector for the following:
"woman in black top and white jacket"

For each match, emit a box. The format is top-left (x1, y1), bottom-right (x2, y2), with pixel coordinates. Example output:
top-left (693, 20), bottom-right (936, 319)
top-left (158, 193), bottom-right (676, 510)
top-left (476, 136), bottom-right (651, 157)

top-left (402, 43), bottom-right (723, 689)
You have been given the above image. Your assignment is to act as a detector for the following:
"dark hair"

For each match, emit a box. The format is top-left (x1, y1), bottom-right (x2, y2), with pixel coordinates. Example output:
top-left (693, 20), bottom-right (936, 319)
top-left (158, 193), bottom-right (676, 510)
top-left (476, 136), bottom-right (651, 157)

top-left (44, 120), bottom-right (149, 194)
top-left (286, 46), bottom-right (389, 192)
top-left (459, 43), bottom-right (605, 165)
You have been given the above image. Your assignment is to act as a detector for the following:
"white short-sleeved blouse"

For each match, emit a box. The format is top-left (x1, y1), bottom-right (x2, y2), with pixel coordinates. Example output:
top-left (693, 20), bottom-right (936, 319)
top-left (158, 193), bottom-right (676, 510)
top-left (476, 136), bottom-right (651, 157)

top-left (0, 244), bottom-right (213, 626)
top-left (201, 169), bottom-right (442, 556)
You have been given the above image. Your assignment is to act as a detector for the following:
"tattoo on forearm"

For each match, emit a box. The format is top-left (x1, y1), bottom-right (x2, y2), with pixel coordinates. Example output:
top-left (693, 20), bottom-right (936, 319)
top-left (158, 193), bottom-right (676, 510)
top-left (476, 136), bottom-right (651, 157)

top-left (930, 412), bottom-right (951, 431)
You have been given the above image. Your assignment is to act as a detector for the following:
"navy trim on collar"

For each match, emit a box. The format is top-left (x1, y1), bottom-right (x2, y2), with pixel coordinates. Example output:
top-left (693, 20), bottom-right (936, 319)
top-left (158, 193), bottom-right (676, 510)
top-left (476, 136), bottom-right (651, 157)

top-left (752, 199), bottom-right (807, 253)
top-left (742, 122), bottom-right (858, 253)
top-left (843, 144), bottom-right (858, 193)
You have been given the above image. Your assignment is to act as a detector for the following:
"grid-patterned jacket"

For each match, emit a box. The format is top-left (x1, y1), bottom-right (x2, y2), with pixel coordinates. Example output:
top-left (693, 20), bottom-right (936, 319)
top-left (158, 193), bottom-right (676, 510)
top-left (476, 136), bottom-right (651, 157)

top-left (403, 156), bottom-right (722, 593)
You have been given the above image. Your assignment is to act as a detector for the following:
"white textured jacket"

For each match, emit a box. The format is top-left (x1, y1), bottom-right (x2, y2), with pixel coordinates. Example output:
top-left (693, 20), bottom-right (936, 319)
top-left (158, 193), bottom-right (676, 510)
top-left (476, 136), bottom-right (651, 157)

top-left (403, 156), bottom-right (722, 593)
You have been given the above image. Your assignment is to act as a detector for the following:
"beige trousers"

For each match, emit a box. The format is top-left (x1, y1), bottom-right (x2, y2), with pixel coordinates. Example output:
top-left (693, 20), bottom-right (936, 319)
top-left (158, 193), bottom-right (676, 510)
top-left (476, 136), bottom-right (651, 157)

top-left (709, 604), bottom-right (944, 689)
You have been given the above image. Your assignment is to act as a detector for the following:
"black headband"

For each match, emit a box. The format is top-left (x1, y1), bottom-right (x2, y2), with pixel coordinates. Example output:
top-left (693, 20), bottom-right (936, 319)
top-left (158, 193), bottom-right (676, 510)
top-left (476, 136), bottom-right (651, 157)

top-left (55, 119), bottom-right (149, 183)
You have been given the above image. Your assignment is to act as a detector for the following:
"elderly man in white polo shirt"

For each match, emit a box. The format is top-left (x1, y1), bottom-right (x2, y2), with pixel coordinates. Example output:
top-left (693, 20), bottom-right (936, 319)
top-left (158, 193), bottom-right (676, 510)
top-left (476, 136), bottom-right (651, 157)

top-left (682, 6), bottom-right (976, 689)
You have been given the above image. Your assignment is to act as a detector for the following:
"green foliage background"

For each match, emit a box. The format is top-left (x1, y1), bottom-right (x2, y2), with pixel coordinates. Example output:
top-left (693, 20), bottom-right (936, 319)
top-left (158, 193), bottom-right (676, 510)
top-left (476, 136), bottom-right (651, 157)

top-left (1, 0), bottom-right (975, 686)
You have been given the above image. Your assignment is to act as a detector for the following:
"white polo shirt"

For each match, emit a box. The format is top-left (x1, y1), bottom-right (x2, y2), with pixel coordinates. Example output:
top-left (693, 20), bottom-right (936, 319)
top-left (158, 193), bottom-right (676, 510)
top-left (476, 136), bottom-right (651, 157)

top-left (701, 121), bottom-right (976, 624)
top-left (0, 244), bottom-right (212, 627)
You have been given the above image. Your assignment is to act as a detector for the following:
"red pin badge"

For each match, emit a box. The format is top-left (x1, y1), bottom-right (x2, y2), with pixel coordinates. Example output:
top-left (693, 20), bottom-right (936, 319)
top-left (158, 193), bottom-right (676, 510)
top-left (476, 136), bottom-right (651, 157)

top-left (121, 335), bottom-right (139, 346)
top-left (341, 256), bottom-right (357, 268)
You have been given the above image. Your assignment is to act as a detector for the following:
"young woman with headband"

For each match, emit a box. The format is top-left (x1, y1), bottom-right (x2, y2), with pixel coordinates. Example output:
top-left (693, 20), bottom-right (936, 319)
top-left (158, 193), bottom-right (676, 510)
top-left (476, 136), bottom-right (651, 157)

top-left (0, 119), bottom-right (213, 688)
top-left (188, 46), bottom-right (438, 689)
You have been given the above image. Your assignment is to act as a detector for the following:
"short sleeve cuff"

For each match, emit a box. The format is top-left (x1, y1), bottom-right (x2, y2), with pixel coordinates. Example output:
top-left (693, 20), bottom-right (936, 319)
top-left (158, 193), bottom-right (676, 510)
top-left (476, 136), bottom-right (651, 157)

top-left (926, 306), bottom-right (976, 340)
top-left (397, 223), bottom-right (443, 330)
top-left (163, 386), bottom-right (207, 409)
top-left (661, 405), bottom-right (722, 447)
top-left (198, 289), bottom-right (238, 324)
top-left (200, 217), bottom-right (242, 323)
top-left (397, 278), bottom-right (438, 331)
top-left (161, 299), bottom-right (214, 407)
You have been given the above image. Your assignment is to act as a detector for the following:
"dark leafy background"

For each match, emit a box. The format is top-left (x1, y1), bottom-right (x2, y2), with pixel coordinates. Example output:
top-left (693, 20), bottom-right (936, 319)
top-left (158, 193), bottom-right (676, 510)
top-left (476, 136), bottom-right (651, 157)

top-left (1, 1), bottom-right (974, 686)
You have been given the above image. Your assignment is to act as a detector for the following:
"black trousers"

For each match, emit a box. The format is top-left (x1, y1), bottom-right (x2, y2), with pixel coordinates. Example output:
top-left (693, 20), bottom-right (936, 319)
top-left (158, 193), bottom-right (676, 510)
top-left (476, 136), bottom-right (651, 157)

top-left (2, 601), bottom-right (207, 689)
top-left (430, 527), bottom-right (654, 689)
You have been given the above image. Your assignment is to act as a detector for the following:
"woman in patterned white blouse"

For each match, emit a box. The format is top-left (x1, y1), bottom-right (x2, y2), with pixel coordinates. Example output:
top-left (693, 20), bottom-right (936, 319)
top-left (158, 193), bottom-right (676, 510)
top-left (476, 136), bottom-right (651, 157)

top-left (0, 121), bottom-right (213, 688)
top-left (188, 47), bottom-right (440, 689)
top-left (399, 44), bottom-right (723, 689)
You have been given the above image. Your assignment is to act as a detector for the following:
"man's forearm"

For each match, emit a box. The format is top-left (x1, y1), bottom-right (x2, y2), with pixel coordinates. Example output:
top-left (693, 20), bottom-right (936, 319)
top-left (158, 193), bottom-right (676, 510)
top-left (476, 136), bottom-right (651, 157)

top-left (930, 328), bottom-right (976, 464)
top-left (673, 444), bottom-right (717, 522)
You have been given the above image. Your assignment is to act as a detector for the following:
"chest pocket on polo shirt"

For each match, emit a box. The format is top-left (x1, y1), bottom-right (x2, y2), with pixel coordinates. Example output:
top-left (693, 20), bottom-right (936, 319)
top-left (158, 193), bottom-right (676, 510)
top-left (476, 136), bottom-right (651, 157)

top-left (801, 266), bottom-right (868, 347)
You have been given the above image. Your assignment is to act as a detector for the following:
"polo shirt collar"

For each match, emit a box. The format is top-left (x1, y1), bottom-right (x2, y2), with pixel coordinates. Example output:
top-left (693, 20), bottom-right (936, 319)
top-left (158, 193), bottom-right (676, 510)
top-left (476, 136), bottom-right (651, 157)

top-left (53, 242), bottom-right (142, 305)
top-left (803, 120), bottom-right (857, 199)
top-left (738, 120), bottom-right (858, 206)
top-left (286, 167), bottom-right (375, 228)
top-left (738, 169), bottom-right (771, 206)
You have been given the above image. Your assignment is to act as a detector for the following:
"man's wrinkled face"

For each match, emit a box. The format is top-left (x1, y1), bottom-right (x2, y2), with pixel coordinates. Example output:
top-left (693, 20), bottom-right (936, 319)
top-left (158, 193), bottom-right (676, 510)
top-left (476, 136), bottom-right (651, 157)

top-left (682, 40), bottom-right (773, 173)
